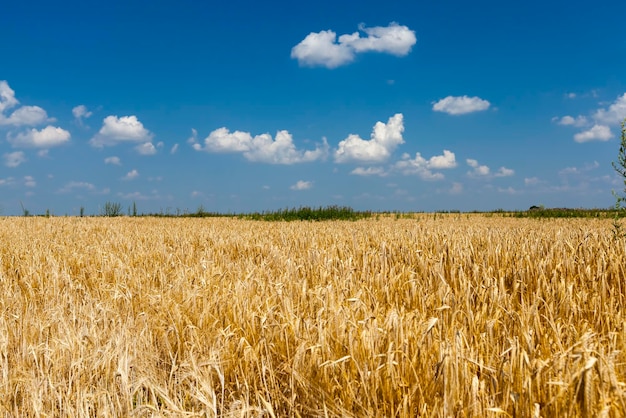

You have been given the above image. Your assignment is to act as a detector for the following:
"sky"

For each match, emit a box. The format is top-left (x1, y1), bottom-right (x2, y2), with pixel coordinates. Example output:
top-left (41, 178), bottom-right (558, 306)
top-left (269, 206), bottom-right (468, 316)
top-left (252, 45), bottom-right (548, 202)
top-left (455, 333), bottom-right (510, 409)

top-left (1, 0), bottom-right (626, 215)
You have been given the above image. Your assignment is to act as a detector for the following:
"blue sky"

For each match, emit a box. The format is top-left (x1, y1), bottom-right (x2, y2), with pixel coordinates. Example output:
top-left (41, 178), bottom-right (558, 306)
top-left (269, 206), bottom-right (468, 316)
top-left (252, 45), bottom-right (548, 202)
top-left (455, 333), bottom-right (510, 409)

top-left (1, 0), bottom-right (626, 215)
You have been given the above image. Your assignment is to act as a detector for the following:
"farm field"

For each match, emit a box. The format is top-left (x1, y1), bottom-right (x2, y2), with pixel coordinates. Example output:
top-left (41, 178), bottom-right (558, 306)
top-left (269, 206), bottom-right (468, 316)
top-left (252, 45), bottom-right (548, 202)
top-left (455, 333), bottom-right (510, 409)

top-left (0, 215), bottom-right (625, 417)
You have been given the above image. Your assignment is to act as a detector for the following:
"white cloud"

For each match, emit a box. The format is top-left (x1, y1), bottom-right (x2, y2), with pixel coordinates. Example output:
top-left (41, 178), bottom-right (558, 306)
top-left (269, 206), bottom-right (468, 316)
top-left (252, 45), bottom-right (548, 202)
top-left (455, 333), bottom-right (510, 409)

top-left (291, 30), bottom-right (354, 69)
top-left (122, 169), bottom-right (139, 180)
top-left (341, 23), bottom-right (417, 55)
top-left (433, 96), bottom-right (491, 115)
top-left (135, 142), bottom-right (157, 155)
top-left (0, 81), bottom-right (50, 126)
top-left (170, 143), bottom-right (179, 154)
top-left (291, 22), bottom-right (416, 68)
top-left (450, 182), bottom-right (463, 194)
top-left (593, 93), bottom-right (626, 125)
top-left (393, 150), bottom-right (456, 180)
top-left (0, 80), bottom-right (18, 113)
top-left (90, 115), bottom-right (153, 147)
top-left (290, 180), bottom-right (313, 190)
top-left (0, 105), bottom-right (49, 126)
top-left (192, 127), bottom-right (328, 164)
top-left (104, 156), bottom-right (121, 165)
top-left (59, 181), bottom-right (96, 193)
top-left (574, 124), bottom-right (613, 142)
top-left (427, 150), bottom-right (457, 169)
top-left (0, 177), bottom-right (15, 186)
top-left (24, 176), bottom-right (36, 188)
top-left (524, 177), bottom-right (541, 186)
top-left (3, 151), bottom-right (26, 167)
top-left (72, 105), bottom-right (92, 120)
top-left (559, 161), bottom-right (599, 176)
top-left (335, 113), bottom-right (404, 163)
top-left (497, 187), bottom-right (517, 194)
top-left (8, 126), bottom-right (70, 148)
top-left (466, 159), bottom-right (490, 176)
top-left (555, 115), bottom-right (588, 127)
top-left (495, 167), bottom-right (515, 177)
top-left (466, 158), bottom-right (514, 178)
top-left (351, 166), bottom-right (387, 176)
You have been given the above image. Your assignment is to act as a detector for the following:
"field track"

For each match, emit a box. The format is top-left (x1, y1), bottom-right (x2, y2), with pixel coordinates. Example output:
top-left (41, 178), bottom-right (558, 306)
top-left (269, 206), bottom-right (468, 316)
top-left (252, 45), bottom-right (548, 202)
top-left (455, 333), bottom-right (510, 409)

top-left (0, 215), bottom-right (624, 416)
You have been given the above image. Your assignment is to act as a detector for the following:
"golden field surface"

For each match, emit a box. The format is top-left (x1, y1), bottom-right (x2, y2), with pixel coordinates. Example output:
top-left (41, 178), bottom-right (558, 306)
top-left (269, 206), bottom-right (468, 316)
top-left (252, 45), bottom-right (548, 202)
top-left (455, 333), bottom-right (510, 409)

top-left (0, 215), bottom-right (625, 417)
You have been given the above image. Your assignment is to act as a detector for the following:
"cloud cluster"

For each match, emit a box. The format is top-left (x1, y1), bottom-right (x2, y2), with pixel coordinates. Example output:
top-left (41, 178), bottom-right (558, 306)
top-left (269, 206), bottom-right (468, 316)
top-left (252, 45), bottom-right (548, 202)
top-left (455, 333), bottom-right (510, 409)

top-left (8, 126), bottom-right (71, 148)
top-left (432, 96), bottom-right (491, 115)
top-left (558, 93), bottom-right (626, 142)
top-left (335, 113), bottom-right (404, 163)
top-left (90, 115), bottom-right (158, 155)
top-left (104, 156), bottom-right (121, 165)
top-left (3, 151), bottom-right (26, 168)
top-left (190, 128), bottom-right (329, 164)
top-left (350, 166), bottom-right (387, 177)
top-left (72, 105), bottom-right (93, 126)
top-left (393, 150), bottom-right (457, 180)
top-left (290, 180), bottom-right (313, 190)
top-left (467, 159), bottom-right (514, 178)
top-left (1, 81), bottom-right (69, 154)
top-left (291, 23), bottom-right (416, 68)
top-left (593, 93), bottom-right (626, 125)
top-left (574, 125), bottom-right (613, 143)
top-left (0, 81), bottom-right (51, 126)
top-left (554, 115), bottom-right (587, 127)
top-left (123, 169), bottom-right (139, 180)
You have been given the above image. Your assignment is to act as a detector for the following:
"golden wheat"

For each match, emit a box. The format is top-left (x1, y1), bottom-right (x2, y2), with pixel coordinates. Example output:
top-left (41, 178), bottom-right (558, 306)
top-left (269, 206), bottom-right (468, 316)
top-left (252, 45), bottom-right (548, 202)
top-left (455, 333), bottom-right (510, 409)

top-left (0, 215), bottom-right (624, 417)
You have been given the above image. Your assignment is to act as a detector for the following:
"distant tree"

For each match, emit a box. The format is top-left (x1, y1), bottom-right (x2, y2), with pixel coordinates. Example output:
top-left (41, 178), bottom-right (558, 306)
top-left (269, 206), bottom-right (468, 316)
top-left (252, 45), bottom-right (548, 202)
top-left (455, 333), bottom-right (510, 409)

top-left (19, 201), bottom-right (30, 217)
top-left (613, 119), bottom-right (626, 203)
top-left (102, 201), bottom-right (123, 217)
top-left (611, 118), bottom-right (626, 239)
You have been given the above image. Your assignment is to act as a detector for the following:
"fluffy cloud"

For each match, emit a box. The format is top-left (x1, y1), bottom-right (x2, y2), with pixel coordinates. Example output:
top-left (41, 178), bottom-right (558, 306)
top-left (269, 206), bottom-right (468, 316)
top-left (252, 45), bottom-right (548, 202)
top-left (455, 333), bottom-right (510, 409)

top-left (467, 159), bottom-right (514, 178)
top-left (191, 128), bottom-right (329, 164)
top-left (554, 115), bottom-right (588, 127)
top-left (524, 177), bottom-right (541, 186)
top-left (433, 96), bottom-right (491, 115)
top-left (90, 115), bottom-right (154, 147)
top-left (72, 105), bottom-right (93, 127)
top-left (104, 156), bottom-right (121, 165)
top-left (562, 93), bottom-right (626, 142)
top-left (72, 105), bottom-right (92, 119)
top-left (593, 93), bottom-right (626, 125)
top-left (559, 161), bottom-right (599, 176)
top-left (290, 180), bottom-right (313, 190)
top-left (466, 159), bottom-right (490, 176)
top-left (135, 142), bottom-right (158, 155)
top-left (496, 167), bottom-right (515, 177)
top-left (122, 169), bottom-right (139, 180)
top-left (24, 176), bottom-right (36, 187)
top-left (8, 126), bottom-right (70, 148)
top-left (0, 81), bottom-right (18, 113)
top-left (0, 106), bottom-right (49, 126)
top-left (335, 114), bottom-right (404, 163)
top-left (450, 182), bottom-right (463, 194)
top-left (58, 181), bottom-right (96, 193)
top-left (351, 166), bottom-right (387, 176)
top-left (3, 151), bottom-right (26, 167)
top-left (291, 22), bottom-right (416, 68)
top-left (574, 124), bottom-right (613, 143)
top-left (393, 150), bottom-right (456, 180)
top-left (0, 81), bottom-right (50, 126)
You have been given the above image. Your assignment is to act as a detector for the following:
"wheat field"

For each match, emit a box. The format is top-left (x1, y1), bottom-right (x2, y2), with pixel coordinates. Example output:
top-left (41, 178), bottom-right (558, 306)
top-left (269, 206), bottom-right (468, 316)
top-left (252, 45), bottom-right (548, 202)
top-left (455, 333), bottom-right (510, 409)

top-left (0, 215), bottom-right (624, 417)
